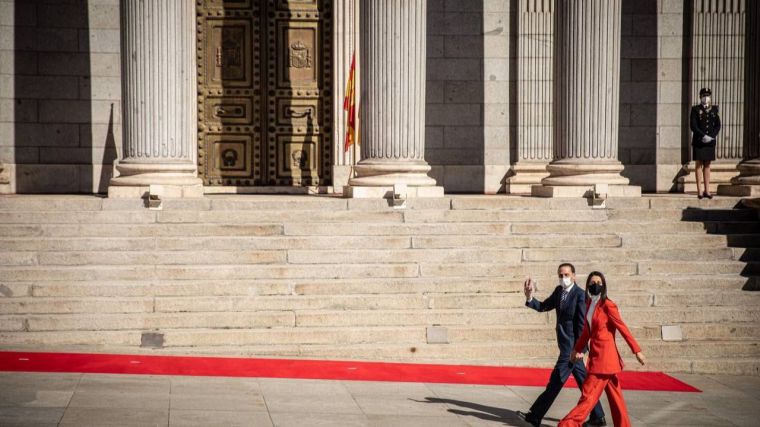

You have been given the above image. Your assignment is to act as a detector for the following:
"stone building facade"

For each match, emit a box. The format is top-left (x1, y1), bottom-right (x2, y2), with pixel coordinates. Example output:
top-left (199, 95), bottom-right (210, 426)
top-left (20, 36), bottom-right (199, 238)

top-left (0, 0), bottom-right (758, 196)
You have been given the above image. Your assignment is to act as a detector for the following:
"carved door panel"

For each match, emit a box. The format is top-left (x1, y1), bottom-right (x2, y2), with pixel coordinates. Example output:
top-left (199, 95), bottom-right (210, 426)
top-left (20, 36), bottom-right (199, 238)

top-left (197, 0), bottom-right (332, 186)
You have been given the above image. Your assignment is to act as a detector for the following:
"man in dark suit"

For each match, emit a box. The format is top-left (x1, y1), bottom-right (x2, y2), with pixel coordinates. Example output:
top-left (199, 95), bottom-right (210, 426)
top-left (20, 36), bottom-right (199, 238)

top-left (517, 263), bottom-right (606, 427)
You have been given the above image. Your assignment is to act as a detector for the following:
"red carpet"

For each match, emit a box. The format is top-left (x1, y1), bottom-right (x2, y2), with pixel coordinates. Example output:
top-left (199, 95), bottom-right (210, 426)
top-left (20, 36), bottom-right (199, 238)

top-left (0, 351), bottom-right (699, 392)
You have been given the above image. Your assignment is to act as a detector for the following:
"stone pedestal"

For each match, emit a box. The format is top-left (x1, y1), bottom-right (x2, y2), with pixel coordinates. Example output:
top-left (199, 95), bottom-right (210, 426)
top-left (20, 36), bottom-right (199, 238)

top-left (344, 0), bottom-right (443, 198)
top-left (532, 0), bottom-right (639, 198)
top-left (719, 160), bottom-right (760, 197)
top-left (108, 0), bottom-right (202, 199)
top-left (505, 163), bottom-right (549, 194)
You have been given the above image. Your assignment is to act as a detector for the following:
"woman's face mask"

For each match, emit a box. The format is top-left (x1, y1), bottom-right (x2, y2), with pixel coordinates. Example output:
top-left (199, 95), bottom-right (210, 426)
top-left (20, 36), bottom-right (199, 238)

top-left (588, 277), bottom-right (604, 296)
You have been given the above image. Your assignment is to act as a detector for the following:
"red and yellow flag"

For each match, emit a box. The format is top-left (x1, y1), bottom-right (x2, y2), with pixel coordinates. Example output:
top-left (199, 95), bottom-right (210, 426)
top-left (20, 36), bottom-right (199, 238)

top-left (343, 53), bottom-right (357, 152)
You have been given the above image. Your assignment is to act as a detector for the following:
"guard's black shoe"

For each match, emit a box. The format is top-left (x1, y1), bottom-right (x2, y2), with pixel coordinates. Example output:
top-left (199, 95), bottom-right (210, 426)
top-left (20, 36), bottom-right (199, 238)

top-left (516, 411), bottom-right (541, 427)
top-left (584, 416), bottom-right (607, 426)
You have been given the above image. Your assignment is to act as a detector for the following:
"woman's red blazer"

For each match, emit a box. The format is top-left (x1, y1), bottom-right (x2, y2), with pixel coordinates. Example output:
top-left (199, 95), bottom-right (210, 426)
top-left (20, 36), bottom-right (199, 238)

top-left (573, 299), bottom-right (642, 374)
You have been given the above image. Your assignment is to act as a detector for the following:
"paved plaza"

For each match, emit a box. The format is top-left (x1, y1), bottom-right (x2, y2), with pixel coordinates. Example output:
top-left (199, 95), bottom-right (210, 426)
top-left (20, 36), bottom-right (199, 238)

top-left (0, 371), bottom-right (758, 426)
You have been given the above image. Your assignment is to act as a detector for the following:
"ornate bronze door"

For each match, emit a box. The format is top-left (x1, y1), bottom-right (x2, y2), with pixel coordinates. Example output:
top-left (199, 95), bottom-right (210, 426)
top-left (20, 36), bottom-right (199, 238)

top-left (197, 0), bottom-right (333, 186)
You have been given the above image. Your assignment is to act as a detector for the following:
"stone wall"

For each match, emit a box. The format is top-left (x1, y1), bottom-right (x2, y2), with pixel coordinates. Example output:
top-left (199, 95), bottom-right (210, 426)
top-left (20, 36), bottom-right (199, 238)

top-left (424, 0), bottom-right (512, 194)
top-left (0, 0), bottom-right (121, 194)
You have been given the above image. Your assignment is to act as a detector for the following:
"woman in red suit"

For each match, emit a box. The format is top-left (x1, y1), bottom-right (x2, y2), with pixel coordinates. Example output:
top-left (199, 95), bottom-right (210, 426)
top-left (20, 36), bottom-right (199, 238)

top-left (558, 271), bottom-right (646, 427)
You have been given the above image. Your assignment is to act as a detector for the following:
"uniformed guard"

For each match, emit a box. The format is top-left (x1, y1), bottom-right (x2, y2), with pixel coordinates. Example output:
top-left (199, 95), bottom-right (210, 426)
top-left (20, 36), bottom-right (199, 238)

top-left (689, 87), bottom-right (721, 199)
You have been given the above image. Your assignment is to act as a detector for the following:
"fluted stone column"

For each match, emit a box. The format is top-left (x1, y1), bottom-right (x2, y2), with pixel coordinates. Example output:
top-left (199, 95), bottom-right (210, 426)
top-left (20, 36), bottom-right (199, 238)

top-left (681, 0), bottom-right (747, 194)
top-left (719, 1), bottom-right (760, 198)
top-left (532, 0), bottom-right (640, 197)
top-left (506, 0), bottom-right (553, 194)
top-left (344, 0), bottom-right (443, 198)
top-left (108, 0), bottom-right (203, 198)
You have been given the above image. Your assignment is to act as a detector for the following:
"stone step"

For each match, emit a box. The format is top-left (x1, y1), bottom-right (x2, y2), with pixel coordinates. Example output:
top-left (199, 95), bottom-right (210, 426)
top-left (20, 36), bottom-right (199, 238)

top-left (287, 248), bottom-right (523, 264)
top-left (0, 264), bottom-right (422, 282)
top-left (403, 209), bottom-right (609, 223)
top-left (450, 197), bottom-right (609, 210)
top-left (34, 250), bottom-right (287, 266)
top-left (0, 234), bottom-right (628, 251)
top-left (4, 291), bottom-right (756, 321)
top-left (1, 311), bottom-right (296, 332)
top-left (410, 235), bottom-right (623, 249)
top-left (0, 195), bottom-right (746, 212)
top-left (3, 219), bottom-right (752, 242)
top-left (2, 235), bottom-right (751, 254)
top-left (608, 208), bottom-right (759, 222)
top-left (623, 234), bottom-right (760, 249)
top-left (419, 262), bottom-right (639, 278)
top-left (620, 234), bottom-right (730, 248)
top-left (510, 221), bottom-right (710, 234)
top-left (679, 323), bottom-right (760, 340)
top-left (154, 295), bottom-right (435, 312)
top-left (0, 211), bottom-right (159, 224)
top-left (0, 297), bottom-right (154, 315)
top-left (284, 222), bottom-right (510, 236)
top-left (0, 210), bottom-right (408, 225)
top-left (158, 210), bottom-right (408, 224)
top-left (1, 330), bottom-right (756, 361)
top-left (0, 224), bottom-right (284, 238)
top-left (227, 340), bottom-right (760, 361)
top-left (0, 196), bottom-right (107, 211)
top-left (448, 323), bottom-right (760, 342)
top-left (724, 234), bottom-right (760, 248)
top-left (706, 221), bottom-right (760, 234)
top-left (14, 275), bottom-right (750, 299)
top-left (291, 307), bottom-right (760, 327)
top-left (521, 247), bottom-right (735, 262)
top-left (638, 260), bottom-right (755, 275)
top-left (449, 196), bottom-right (744, 211)
top-left (6, 313), bottom-right (757, 343)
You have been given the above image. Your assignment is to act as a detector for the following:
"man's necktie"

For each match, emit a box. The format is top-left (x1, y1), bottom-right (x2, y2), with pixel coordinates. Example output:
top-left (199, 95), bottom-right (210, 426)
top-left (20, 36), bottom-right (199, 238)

top-left (560, 290), bottom-right (568, 307)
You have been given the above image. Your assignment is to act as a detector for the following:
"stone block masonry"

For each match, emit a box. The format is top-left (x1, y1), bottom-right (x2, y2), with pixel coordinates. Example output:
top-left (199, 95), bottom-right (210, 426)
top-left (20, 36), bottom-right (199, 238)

top-left (0, 0), bottom-right (122, 194)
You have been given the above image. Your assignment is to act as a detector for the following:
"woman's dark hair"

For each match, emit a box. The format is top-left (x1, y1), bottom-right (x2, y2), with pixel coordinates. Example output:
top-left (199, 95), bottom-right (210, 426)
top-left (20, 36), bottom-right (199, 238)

top-left (585, 271), bottom-right (608, 302)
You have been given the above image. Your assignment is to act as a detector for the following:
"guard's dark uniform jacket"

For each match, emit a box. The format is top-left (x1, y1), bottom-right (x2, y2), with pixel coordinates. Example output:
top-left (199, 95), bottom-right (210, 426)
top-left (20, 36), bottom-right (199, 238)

top-left (690, 104), bottom-right (721, 161)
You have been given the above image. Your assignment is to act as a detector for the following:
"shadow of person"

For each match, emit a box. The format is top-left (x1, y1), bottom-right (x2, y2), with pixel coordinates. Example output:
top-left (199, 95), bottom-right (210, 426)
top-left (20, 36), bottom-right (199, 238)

top-left (411, 397), bottom-right (555, 426)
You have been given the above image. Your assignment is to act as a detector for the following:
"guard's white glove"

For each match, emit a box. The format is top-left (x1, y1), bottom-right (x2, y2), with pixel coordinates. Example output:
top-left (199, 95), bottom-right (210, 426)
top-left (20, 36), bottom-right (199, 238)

top-left (701, 135), bottom-right (713, 143)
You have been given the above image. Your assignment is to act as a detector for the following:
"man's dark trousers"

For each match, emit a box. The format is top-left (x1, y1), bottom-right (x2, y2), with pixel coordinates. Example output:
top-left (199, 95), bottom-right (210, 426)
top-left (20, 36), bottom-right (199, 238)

top-left (525, 284), bottom-right (604, 422)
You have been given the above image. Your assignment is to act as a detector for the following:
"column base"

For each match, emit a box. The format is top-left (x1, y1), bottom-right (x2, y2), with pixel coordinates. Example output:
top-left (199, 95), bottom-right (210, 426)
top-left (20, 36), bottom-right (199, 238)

top-left (531, 184), bottom-right (641, 198)
top-left (348, 160), bottom-right (438, 187)
top-left (108, 161), bottom-right (203, 198)
top-left (717, 185), bottom-right (760, 197)
top-left (677, 160), bottom-right (739, 193)
top-left (504, 162), bottom-right (549, 194)
top-left (343, 185), bottom-right (444, 199)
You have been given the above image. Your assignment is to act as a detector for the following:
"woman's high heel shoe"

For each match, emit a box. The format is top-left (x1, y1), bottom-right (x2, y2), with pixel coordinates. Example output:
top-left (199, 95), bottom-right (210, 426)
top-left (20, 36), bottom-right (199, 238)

top-left (698, 193), bottom-right (703, 200)
top-left (704, 192), bottom-right (713, 199)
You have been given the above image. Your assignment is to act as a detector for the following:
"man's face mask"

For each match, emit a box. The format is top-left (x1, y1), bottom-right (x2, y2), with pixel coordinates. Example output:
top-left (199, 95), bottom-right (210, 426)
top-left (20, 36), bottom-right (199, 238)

top-left (701, 96), bottom-right (711, 105)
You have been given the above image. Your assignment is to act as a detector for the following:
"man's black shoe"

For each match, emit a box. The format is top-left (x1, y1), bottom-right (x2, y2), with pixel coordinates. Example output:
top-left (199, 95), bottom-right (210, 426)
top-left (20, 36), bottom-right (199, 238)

top-left (516, 411), bottom-right (540, 427)
top-left (584, 416), bottom-right (607, 427)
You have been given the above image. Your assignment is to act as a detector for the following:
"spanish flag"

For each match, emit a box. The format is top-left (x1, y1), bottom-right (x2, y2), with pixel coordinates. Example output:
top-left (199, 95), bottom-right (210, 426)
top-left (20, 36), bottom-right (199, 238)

top-left (343, 52), bottom-right (357, 152)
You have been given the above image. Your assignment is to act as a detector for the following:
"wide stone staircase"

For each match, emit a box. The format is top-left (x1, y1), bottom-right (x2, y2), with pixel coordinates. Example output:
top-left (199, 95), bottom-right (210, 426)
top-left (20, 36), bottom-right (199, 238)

top-left (0, 195), bottom-right (758, 375)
